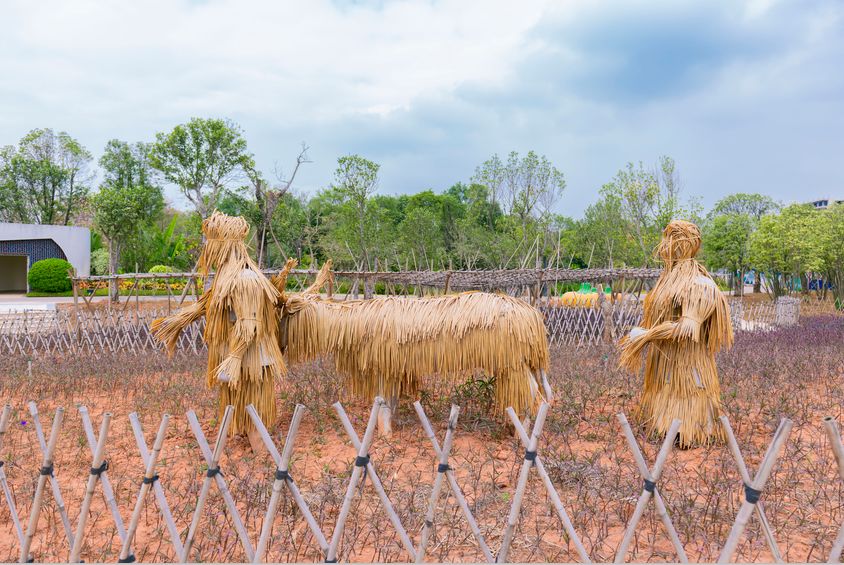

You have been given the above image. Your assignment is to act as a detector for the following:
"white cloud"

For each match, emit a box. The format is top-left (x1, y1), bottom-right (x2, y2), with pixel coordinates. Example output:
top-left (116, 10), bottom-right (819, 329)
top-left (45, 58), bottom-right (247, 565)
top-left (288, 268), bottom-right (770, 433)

top-left (2, 0), bottom-right (548, 121)
top-left (0, 0), bottom-right (842, 214)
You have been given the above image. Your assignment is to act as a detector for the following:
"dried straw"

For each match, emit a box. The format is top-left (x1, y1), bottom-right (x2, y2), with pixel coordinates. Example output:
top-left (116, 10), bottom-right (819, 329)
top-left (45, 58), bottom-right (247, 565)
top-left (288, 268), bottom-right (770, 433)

top-left (619, 220), bottom-right (733, 447)
top-left (152, 212), bottom-right (285, 435)
top-left (282, 288), bottom-right (549, 417)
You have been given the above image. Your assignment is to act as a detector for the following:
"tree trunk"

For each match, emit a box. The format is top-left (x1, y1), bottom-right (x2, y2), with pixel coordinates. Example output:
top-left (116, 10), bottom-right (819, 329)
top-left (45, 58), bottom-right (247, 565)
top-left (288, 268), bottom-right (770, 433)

top-left (753, 271), bottom-right (761, 294)
top-left (257, 223), bottom-right (268, 268)
top-left (109, 241), bottom-right (120, 303)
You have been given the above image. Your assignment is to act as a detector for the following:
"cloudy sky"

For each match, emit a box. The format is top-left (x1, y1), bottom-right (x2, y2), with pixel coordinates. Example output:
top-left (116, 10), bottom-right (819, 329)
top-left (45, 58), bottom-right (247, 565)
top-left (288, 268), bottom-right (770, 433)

top-left (1, 0), bottom-right (842, 216)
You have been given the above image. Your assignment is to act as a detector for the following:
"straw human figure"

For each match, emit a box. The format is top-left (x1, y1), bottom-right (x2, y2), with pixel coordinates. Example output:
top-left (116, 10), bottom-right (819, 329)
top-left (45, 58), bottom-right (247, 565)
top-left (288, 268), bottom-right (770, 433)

top-left (619, 220), bottom-right (733, 448)
top-left (151, 212), bottom-right (285, 449)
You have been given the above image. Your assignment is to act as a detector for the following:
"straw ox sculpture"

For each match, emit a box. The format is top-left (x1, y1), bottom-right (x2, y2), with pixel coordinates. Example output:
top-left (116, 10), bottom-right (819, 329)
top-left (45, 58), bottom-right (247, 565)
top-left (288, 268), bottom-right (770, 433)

top-left (151, 212), bottom-right (286, 447)
top-left (275, 261), bottom-right (554, 433)
top-left (619, 220), bottom-right (733, 447)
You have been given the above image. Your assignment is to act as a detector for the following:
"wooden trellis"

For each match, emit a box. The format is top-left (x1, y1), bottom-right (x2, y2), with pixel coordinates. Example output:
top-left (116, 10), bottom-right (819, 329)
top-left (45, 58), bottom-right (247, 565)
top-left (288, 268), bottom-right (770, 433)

top-left (0, 296), bottom-right (784, 358)
top-left (3, 400), bottom-right (839, 564)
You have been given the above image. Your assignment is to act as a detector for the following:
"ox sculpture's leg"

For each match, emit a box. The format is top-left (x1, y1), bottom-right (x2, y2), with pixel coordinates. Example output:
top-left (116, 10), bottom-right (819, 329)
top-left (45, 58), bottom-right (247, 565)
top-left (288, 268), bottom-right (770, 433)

top-left (247, 427), bottom-right (264, 453)
top-left (378, 395), bottom-right (398, 437)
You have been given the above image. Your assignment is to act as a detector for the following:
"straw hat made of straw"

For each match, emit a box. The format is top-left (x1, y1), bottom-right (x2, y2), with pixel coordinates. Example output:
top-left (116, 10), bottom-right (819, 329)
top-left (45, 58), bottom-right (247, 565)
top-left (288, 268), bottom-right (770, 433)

top-left (655, 220), bottom-right (701, 268)
top-left (198, 211), bottom-right (252, 274)
top-left (202, 211), bottom-right (250, 242)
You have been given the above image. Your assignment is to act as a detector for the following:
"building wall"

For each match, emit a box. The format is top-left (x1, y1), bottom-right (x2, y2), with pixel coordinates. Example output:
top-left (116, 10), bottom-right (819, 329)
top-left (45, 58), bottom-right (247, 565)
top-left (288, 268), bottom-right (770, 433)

top-left (0, 222), bottom-right (90, 276)
top-left (0, 238), bottom-right (68, 264)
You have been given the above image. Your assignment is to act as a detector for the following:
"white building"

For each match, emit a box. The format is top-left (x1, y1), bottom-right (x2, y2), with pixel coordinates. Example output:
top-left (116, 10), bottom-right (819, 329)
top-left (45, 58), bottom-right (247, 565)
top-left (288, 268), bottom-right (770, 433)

top-left (0, 222), bottom-right (90, 292)
top-left (808, 197), bottom-right (844, 210)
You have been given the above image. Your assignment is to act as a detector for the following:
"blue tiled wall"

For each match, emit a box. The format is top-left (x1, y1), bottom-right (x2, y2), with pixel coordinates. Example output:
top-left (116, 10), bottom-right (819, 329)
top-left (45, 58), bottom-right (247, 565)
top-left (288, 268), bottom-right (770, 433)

top-left (0, 238), bottom-right (67, 267)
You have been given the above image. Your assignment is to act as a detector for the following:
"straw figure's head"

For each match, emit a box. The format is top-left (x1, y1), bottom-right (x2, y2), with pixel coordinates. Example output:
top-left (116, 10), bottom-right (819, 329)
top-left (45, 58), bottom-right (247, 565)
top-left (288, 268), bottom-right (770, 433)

top-left (655, 220), bottom-right (702, 269)
top-left (197, 211), bottom-right (252, 275)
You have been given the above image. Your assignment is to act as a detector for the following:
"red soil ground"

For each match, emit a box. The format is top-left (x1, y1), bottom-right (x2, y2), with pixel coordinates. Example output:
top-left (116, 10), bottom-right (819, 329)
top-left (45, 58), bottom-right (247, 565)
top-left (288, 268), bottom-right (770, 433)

top-left (0, 316), bottom-right (843, 563)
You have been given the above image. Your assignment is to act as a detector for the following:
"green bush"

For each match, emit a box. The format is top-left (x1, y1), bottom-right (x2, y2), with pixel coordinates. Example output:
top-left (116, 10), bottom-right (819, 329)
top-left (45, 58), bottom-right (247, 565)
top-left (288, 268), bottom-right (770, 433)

top-left (148, 265), bottom-right (183, 289)
top-left (149, 264), bottom-right (175, 274)
top-left (28, 258), bottom-right (73, 293)
top-left (90, 248), bottom-right (109, 275)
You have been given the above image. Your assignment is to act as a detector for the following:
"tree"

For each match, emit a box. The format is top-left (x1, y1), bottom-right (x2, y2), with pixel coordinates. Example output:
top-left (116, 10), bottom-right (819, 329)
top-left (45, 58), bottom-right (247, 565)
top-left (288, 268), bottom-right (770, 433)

top-left (149, 118), bottom-right (251, 219)
top-left (0, 128), bottom-right (92, 225)
top-left (244, 143), bottom-right (311, 267)
top-left (819, 203), bottom-right (844, 307)
top-left (703, 213), bottom-right (754, 295)
top-left (710, 193), bottom-right (779, 221)
top-left (92, 140), bottom-right (164, 301)
top-left (749, 204), bottom-right (824, 298)
top-left (330, 155), bottom-right (380, 269)
top-left (472, 151), bottom-right (565, 268)
top-left (575, 189), bottom-right (634, 268)
top-left (707, 193), bottom-right (779, 292)
top-left (471, 154), bottom-right (505, 222)
top-left (600, 156), bottom-right (691, 266)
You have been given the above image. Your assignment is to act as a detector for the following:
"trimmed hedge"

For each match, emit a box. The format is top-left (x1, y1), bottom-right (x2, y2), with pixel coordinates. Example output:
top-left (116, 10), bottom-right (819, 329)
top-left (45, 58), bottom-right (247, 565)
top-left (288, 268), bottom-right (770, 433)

top-left (28, 258), bottom-right (73, 293)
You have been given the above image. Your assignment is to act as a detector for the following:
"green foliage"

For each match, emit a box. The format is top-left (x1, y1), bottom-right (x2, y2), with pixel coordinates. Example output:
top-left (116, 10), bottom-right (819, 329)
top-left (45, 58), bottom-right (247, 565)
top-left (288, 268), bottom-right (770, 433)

top-left (120, 212), bottom-right (197, 272)
top-left (749, 204), bottom-right (826, 297)
top-left (817, 203), bottom-right (844, 305)
top-left (0, 128), bottom-right (92, 225)
top-left (149, 117), bottom-right (252, 218)
top-left (28, 258), bottom-right (73, 293)
top-left (90, 248), bottom-right (109, 275)
top-left (710, 193), bottom-right (779, 220)
top-left (92, 139), bottom-right (165, 295)
top-left (149, 264), bottom-right (175, 274)
top-left (703, 213), bottom-right (754, 274)
top-left (570, 156), bottom-right (696, 268)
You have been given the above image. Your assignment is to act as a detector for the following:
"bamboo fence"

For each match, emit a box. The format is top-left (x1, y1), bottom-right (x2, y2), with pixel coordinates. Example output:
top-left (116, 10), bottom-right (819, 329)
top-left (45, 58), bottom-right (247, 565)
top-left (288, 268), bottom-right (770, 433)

top-left (0, 297), bottom-right (785, 357)
top-left (0, 398), bottom-right (838, 563)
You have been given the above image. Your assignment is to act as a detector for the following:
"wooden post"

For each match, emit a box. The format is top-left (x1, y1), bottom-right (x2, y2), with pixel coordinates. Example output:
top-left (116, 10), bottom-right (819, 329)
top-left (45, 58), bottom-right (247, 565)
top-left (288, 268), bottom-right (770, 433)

top-left (0, 405), bottom-right (24, 547)
top-left (505, 406), bottom-right (590, 563)
top-left (119, 414), bottom-right (170, 563)
top-left (720, 415), bottom-right (784, 562)
top-left (416, 405), bottom-right (460, 563)
top-left (333, 400), bottom-right (417, 561)
top-left (413, 402), bottom-right (494, 563)
top-left (78, 406), bottom-right (127, 546)
top-left (822, 416), bottom-right (844, 563)
top-left (246, 404), bottom-right (329, 562)
top-left (182, 406), bottom-right (254, 562)
top-left (128, 413), bottom-right (183, 558)
top-left (614, 414), bottom-right (686, 563)
top-left (20, 407), bottom-right (64, 563)
top-left (718, 417), bottom-right (793, 563)
top-left (326, 398), bottom-right (384, 563)
top-left (497, 403), bottom-right (550, 563)
top-left (539, 369), bottom-right (554, 403)
top-left (69, 413), bottom-right (112, 563)
top-left (26, 402), bottom-right (73, 545)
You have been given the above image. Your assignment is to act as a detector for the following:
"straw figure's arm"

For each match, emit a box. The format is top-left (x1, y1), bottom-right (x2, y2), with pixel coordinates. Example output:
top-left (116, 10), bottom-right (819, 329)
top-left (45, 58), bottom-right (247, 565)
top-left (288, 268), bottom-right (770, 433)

top-left (151, 292), bottom-right (211, 356)
top-left (270, 258), bottom-right (298, 299)
top-left (303, 260), bottom-right (333, 295)
top-left (213, 276), bottom-right (267, 387)
top-left (619, 276), bottom-right (720, 372)
top-left (619, 320), bottom-right (677, 372)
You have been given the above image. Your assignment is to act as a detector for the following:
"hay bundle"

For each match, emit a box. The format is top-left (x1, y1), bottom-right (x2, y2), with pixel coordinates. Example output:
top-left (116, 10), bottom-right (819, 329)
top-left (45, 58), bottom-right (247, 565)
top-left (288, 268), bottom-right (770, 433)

top-left (152, 212), bottom-right (285, 436)
top-left (619, 220), bottom-right (733, 447)
top-left (280, 275), bottom-right (549, 417)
